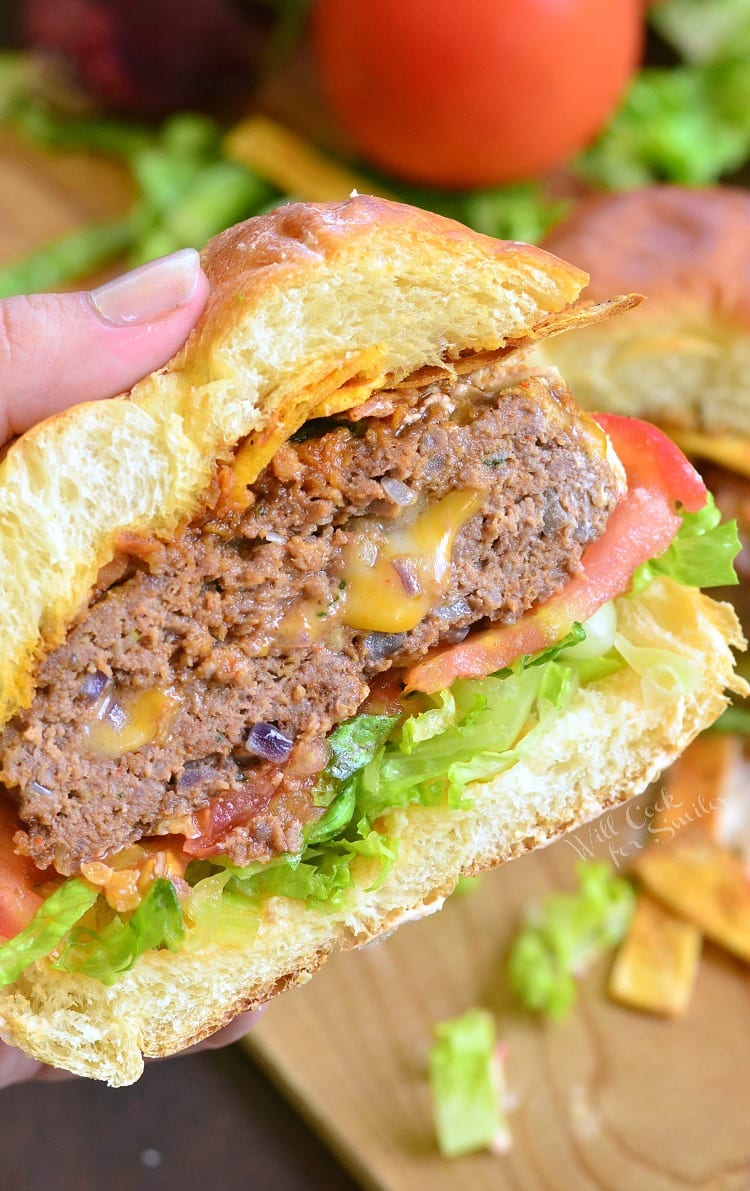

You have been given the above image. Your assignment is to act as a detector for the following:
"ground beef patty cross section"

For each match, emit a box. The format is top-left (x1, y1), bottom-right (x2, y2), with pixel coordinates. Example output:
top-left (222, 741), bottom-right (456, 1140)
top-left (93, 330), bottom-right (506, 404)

top-left (0, 370), bottom-right (620, 873)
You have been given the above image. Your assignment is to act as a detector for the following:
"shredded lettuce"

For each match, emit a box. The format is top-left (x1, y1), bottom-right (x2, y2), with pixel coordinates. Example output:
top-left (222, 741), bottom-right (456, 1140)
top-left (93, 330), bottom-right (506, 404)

top-left (631, 495), bottom-right (740, 593)
top-left (507, 863), bottom-right (635, 1019)
top-left (429, 1008), bottom-right (510, 1158)
top-left (0, 879), bottom-right (98, 987)
top-left (53, 878), bottom-right (185, 986)
top-left (613, 633), bottom-right (700, 709)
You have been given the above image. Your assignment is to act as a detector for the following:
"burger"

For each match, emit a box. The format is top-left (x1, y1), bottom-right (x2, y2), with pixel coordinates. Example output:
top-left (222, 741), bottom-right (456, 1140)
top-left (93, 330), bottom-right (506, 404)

top-left (0, 197), bottom-right (742, 1084)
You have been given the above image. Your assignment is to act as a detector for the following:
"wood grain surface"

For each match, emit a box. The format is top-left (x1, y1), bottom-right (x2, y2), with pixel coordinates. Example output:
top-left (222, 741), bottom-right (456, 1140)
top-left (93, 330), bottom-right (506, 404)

top-left (247, 792), bottom-right (750, 1191)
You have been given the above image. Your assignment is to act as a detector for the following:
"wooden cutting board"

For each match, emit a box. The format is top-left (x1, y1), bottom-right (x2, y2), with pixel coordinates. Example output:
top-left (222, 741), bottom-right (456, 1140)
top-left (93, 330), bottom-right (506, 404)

top-left (1, 126), bottom-right (749, 1191)
top-left (245, 792), bottom-right (750, 1191)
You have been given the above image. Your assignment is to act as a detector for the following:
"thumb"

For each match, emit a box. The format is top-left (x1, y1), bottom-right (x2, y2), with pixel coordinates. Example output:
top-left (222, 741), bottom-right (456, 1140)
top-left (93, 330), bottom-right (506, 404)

top-left (0, 248), bottom-right (210, 443)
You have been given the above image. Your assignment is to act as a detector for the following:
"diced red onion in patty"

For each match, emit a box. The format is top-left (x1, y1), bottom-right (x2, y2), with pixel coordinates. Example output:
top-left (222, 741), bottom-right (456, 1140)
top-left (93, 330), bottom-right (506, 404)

top-left (245, 722), bottom-right (294, 763)
top-left (391, 557), bottom-right (421, 597)
top-left (381, 477), bottom-right (416, 506)
top-left (363, 631), bottom-right (407, 660)
top-left (80, 671), bottom-right (109, 700)
top-left (435, 597), bottom-right (471, 621)
top-left (176, 760), bottom-right (222, 791)
top-left (28, 780), bottom-right (53, 797)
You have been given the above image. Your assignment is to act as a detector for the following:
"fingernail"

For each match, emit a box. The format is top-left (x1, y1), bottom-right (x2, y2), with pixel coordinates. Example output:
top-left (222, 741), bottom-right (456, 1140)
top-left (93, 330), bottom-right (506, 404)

top-left (90, 248), bottom-right (201, 326)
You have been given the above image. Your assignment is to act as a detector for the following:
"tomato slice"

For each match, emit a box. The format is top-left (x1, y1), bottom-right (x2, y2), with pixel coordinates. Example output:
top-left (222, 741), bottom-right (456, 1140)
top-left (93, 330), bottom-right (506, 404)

top-left (406, 417), bottom-right (707, 694)
top-left (0, 802), bottom-right (45, 941)
top-left (593, 413), bottom-right (707, 513)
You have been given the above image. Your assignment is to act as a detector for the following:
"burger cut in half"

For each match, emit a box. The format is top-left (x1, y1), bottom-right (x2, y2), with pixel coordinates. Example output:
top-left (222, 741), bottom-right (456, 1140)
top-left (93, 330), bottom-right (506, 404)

top-left (0, 197), bottom-right (743, 1084)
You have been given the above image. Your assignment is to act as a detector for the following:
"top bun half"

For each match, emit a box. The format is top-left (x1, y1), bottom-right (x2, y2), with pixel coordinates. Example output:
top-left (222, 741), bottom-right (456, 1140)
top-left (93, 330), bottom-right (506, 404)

top-left (541, 186), bottom-right (750, 441)
top-left (0, 197), bottom-right (587, 726)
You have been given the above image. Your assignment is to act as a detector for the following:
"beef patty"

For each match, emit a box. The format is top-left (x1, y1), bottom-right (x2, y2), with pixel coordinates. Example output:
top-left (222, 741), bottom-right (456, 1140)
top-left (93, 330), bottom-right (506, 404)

top-left (0, 368), bottom-right (620, 874)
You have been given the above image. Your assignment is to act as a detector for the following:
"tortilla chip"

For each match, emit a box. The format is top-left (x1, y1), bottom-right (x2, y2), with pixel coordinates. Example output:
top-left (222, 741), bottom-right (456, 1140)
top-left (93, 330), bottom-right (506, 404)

top-left (633, 841), bottom-right (750, 963)
top-left (653, 734), bottom-right (741, 843)
top-left (608, 893), bottom-right (701, 1017)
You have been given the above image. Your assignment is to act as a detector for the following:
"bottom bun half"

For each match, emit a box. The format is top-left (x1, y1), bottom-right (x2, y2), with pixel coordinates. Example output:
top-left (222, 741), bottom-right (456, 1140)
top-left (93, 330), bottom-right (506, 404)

top-left (0, 578), bottom-right (742, 1085)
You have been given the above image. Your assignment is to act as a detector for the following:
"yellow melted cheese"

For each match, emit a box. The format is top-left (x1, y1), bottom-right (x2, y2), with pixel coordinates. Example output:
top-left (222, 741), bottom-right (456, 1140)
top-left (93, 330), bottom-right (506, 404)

top-left (339, 489), bottom-right (485, 634)
top-left (84, 688), bottom-right (180, 760)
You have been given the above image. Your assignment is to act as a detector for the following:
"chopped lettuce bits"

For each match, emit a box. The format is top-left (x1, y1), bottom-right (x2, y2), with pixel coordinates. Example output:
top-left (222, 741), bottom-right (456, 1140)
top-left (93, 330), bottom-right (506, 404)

top-left (631, 495), bottom-right (740, 593)
top-left (613, 633), bottom-right (700, 708)
top-left (224, 829), bottom-right (399, 909)
top-left (0, 879), bottom-right (98, 989)
top-left (517, 621), bottom-right (586, 670)
top-left (54, 878), bottom-right (185, 986)
top-left (559, 604), bottom-right (617, 662)
top-left (400, 689), bottom-right (457, 753)
top-left (429, 1008), bottom-right (510, 1158)
top-left (507, 863), bottom-right (636, 1019)
top-left (182, 870), bottom-right (257, 952)
top-left (306, 777), bottom-right (358, 843)
top-left (325, 714), bottom-right (399, 783)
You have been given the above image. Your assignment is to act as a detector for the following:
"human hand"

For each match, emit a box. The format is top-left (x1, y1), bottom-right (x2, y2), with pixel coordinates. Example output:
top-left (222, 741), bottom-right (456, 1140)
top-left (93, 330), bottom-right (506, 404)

top-left (0, 248), bottom-right (209, 443)
top-left (0, 250), bottom-right (261, 1087)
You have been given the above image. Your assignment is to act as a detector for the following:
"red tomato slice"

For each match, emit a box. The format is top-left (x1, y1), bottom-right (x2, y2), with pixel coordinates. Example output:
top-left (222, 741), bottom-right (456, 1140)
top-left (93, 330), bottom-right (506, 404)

top-left (593, 413), bottom-right (706, 513)
top-left (0, 802), bottom-right (45, 941)
top-left (406, 417), bottom-right (706, 694)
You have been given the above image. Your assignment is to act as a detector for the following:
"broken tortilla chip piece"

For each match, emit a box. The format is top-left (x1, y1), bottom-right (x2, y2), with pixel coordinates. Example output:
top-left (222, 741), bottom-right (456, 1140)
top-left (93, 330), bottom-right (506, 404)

top-left (653, 734), bottom-right (741, 843)
top-left (632, 841), bottom-right (750, 964)
top-left (608, 893), bottom-right (702, 1017)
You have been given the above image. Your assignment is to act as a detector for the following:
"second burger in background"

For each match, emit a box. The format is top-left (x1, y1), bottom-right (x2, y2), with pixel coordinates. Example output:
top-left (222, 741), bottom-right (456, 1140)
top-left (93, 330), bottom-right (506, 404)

top-left (542, 185), bottom-right (750, 651)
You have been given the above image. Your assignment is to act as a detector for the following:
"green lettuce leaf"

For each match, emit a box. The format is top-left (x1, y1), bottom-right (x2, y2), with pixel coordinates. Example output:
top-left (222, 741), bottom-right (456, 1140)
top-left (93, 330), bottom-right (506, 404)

top-left (578, 62), bottom-right (750, 189)
top-left (54, 878), bottom-right (185, 986)
top-left (631, 495), bottom-right (740, 593)
top-left (0, 879), bottom-right (98, 988)
top-left (429, 1008), bottom-right (510, 1158)
top-left (507, 863), bottom-right (636, 1019)
top-left (323, 714), bottom-right (398, 784)
top-left (651, 0), bottom-right (750, 64)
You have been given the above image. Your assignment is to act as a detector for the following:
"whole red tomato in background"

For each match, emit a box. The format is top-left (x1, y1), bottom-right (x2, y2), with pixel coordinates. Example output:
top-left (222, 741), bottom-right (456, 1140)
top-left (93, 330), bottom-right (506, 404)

top-left (313, 0), bottom-right (644, 189)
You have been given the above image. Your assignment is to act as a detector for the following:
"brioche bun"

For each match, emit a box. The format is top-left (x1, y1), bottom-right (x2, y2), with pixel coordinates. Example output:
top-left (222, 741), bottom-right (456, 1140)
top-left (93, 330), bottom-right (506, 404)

top-left (541, 186), bottom-right (750, 443)
top-left (0, 197), bottom-right (743, 1083)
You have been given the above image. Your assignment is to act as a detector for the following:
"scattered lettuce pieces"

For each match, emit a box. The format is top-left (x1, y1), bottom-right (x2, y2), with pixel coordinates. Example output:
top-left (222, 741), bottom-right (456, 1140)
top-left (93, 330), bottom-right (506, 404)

top-left (631, 495), bottom-right (740, 594)
top-left (0, 879), bottom-right (98, 987)
top-left (53, 878), bottom-right (185, 986)
top-left (507, 863), bottom-right (636, 1019)
top-left (429, 1008), bottom-right (510, 1158)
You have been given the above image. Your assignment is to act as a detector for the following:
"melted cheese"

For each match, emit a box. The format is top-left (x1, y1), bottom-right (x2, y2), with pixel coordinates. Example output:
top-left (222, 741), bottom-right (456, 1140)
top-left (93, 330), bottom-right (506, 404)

top-left (276, 598), bottom-right (333, 648)
top-left (340, 490), bottom-right (484, 633)
top-left (84, 688), bottom-right (180, 760)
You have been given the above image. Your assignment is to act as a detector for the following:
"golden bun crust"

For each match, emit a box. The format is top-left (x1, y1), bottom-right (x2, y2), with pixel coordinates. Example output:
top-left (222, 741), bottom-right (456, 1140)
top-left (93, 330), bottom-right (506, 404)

top-left (0, 196), bottom-right (586, 728)
top-left (540, 186), bottom-right (750, 437)
top-left (0, 579), bottom-right (742, 1085)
